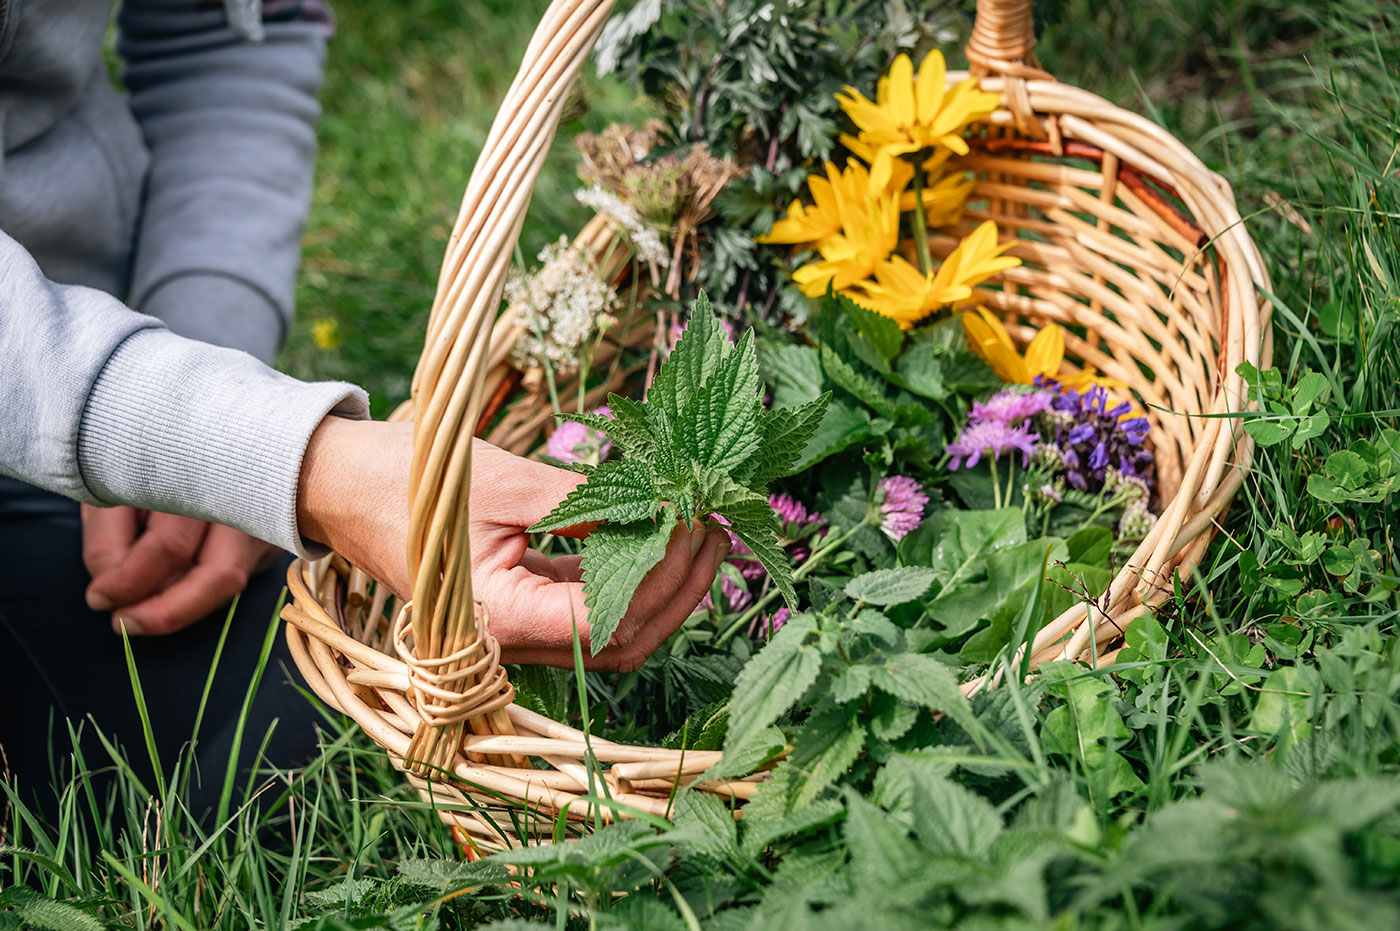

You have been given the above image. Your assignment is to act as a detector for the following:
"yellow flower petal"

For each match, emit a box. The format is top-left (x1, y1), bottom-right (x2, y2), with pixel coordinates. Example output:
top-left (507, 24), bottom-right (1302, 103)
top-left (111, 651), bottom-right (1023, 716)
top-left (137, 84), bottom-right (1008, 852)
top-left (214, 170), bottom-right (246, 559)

top-left (1024, 323), bottom-right (1065, 378)
top-left (887, 54), bottom-right (915, 129)
top-left (914, 49), bottom-right (946, 125)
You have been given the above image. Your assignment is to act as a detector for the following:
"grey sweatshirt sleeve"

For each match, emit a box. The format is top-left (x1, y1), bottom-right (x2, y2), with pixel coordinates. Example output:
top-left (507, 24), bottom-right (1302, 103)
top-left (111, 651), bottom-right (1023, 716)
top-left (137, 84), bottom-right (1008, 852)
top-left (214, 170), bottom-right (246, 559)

top-left (0, 231), bottom-right (368, 557)
top-left (117, 1), bottom-right (334, 362)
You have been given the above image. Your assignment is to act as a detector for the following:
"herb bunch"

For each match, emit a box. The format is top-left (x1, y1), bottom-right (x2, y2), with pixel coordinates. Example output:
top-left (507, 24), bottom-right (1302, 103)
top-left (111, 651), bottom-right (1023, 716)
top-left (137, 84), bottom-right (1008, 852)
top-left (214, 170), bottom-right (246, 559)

top-left (530, 293), bottom-right (831, 653)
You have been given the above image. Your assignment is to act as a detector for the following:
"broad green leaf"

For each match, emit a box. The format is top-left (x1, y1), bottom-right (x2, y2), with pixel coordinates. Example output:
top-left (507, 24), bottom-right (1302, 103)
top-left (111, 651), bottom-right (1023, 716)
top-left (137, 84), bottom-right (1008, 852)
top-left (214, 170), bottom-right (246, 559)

top-left (789, 705), bottom-right (865, 809)
top-left (686, 328), bottom-right (764, 471)
top-left (1067, 526), bottom-right (1113, 567)
top-left (1291, 371), bottom-right (1330, 411)
top-left (1291, 411), bottom-right (1329, 448)
top-left (601, 393), bottom-right (658, 454)
top-left (748, 392), bottom-right (833, 485)
top-left (672, 791), bottom-right (738, 859)
top-left (895, 763), bottom-right (1002, 859)
top-left (1040, 666), bottom-right (1143, 797)
top-left (760, 343), bottom-right (825, 408)
top-left (580, 505), bottom-right (677, 654)
top-left (844, 567), bottom-right (938, 606)
top-left (724, 614), bottom-right (822, 753)
top-left (836, 291), bottom-right (904, 362)
top-left (651, 292), bottom-right (724, 423)
top-left (527, 457), bottom-right (661, 532)
top-left (868, 653), bottom-right (978, 734)
top-left (889, 341), bottom-right (948, 400)
top-left (792, 398), bottom-right (876, 472)
top-left (843, 792), bottom-right (921, 893)
top-left (1243, 417), bottom-right (1292, 447)
top-left (821, 344), bottom-right (897, 418)
top-left (738, 798), bottom-right (844, 859)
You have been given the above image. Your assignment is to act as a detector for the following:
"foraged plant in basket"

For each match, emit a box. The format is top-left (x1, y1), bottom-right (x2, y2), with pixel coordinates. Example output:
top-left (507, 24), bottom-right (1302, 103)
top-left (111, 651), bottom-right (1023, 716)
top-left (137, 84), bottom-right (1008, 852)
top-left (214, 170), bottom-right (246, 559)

top-left (281, 0), bottom-right (1270, 857)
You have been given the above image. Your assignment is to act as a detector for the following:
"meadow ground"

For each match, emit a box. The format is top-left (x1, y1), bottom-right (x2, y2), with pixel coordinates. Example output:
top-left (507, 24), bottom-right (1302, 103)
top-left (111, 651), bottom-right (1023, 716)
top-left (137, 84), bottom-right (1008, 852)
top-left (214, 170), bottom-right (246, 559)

top-left (3, 1), bottom-right (1399, 928)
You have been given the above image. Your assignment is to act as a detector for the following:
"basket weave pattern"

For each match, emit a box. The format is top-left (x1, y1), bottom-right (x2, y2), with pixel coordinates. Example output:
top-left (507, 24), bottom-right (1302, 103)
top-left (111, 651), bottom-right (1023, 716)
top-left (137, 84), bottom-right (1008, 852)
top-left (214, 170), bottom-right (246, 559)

top-left (282, 0), bottom-right (1270, 850)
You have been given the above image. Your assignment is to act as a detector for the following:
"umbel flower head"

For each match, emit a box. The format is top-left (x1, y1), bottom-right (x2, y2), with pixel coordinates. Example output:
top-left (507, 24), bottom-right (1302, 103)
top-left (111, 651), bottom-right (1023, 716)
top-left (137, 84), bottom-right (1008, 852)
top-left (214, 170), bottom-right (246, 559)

top-left (836, 49), bottom-right (1000, 158)
top-left (962, 308), bottom-right (1122, 393)
top-left (508, 237), bottom-right (617, 375)
top-left (877, 475), bottom-right (928, 541)
top-left (847, 221), bottom-right (1020, 328)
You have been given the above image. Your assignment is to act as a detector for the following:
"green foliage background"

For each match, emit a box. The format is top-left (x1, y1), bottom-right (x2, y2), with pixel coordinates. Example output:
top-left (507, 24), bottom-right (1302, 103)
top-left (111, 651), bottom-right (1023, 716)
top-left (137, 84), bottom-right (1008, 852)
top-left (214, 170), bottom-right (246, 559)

top-left (7, 1), bottom-right (1400, 928)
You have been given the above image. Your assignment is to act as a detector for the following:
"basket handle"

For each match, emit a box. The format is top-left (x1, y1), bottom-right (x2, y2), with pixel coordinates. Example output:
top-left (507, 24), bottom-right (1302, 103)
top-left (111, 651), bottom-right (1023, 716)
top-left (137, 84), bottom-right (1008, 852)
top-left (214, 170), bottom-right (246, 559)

top-left (965, 0), bottom-right (1050, 79)
top-left (400, 0), bottom-right (620, 774)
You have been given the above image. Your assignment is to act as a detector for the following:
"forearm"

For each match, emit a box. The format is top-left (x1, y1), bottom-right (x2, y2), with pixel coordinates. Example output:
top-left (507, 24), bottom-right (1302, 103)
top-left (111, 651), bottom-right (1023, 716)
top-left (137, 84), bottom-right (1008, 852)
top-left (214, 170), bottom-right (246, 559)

top-left (0, 231), bottom-right (368, 556)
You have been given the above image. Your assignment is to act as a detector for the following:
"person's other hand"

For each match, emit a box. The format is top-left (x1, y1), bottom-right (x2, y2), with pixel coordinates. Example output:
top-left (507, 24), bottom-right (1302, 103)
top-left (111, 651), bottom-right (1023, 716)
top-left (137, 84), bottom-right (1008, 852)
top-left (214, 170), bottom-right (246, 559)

top-left (297, 418), bottom-right (730, 671)
top-left (81, 506), bottom-right (281, 636)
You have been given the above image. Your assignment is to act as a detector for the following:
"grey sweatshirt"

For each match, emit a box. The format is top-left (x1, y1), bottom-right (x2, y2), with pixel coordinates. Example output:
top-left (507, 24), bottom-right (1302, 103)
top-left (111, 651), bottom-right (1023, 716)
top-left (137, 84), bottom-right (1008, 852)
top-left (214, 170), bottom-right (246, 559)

top-left (1, 0), bottom-right (370, 556)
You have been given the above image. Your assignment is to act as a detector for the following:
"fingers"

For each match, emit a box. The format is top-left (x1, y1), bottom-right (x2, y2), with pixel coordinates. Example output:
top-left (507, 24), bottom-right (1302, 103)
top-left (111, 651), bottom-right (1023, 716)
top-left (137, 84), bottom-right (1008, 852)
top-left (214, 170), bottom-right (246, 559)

top-left (80, 505), bottom-right (140, 585)
top-left (470, 441), bottom-right (585, 531)
top-left (112, 525), bottom-right (265, 636)
top-left (86, 512), bottom-right (208, 612)
top-left (494, 525), bottom-right (732, 672)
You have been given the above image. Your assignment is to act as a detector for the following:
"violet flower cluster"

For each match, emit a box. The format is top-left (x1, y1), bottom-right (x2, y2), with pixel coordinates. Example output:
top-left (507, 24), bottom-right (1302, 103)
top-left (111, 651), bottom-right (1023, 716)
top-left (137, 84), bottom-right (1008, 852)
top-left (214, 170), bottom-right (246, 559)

top-left (1040, 384), bottom-right (1153, 494)
top-left (946, 387), bottom-right (1048, 471)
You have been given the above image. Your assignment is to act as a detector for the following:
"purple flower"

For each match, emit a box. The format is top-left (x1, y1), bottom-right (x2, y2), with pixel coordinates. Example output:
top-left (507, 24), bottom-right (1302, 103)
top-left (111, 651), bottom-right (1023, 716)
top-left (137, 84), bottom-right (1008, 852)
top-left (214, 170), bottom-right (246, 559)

top-left (765, 607), bottom-right (790, 638)
top-left (545, 405), bottom-right (613, 464)
top-left (970, 388), bottom-right (1053, 427)
top-left (878, 475), bottom-right (928, 542)
top-left (1045, 386), bottom-right (1155, 495)
top-left (946, 421), bottom-right (1039, 471)
top-left (698, 573), bottom-right (755, 614)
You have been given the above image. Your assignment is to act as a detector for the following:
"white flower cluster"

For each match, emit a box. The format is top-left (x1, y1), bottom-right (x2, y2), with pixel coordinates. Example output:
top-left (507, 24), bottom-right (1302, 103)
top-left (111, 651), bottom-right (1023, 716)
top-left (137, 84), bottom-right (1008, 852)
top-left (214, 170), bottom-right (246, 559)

top-left (575, 184), bottom-right (671, 268)
top-left (507, 237), bottom-right (617, 375)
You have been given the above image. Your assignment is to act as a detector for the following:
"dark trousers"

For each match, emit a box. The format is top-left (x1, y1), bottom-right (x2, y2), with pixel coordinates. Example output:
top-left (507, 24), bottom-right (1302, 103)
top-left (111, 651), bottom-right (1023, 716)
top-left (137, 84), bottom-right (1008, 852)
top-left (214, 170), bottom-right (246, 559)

top-left (0, 476), bottom-right (321, 817)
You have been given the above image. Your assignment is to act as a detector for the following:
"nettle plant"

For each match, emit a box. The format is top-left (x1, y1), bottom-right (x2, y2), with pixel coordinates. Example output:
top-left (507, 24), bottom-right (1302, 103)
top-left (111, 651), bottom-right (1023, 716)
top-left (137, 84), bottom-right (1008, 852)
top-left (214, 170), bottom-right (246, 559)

top-left (530, 294), bottom-right (831, 653)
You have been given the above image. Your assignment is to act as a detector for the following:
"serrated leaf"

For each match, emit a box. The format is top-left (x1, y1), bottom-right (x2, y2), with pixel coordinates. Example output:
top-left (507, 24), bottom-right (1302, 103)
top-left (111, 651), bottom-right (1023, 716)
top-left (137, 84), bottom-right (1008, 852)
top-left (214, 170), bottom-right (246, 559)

top-left (793, 398), bottom-right (876, 472)
top-left (821, 344), bottom-right (897, 418)
top-left (888, 341), bottom-right (948, 400)
top-left (0, 888), bottom-right (104, 931)
top-left (600, 393), bottom-right (658, 454)
top-left (868, 653), bottom-right (978, 735)
top-left (748, 392), bottom-right (832, 485)
top-left (843, 791), bottom-right (921, 893)
top-left (672, 791), bottom-right (739, 859)
top-left (835, 292), bottom-right (903, 362)
top-left (844, 567), bottom-right (937, 606)
top-left (581, 505), bottom-right (677, 654)
top-left (724, 613), bottom-right (822, 753)
top-left (527, 458), bottom-right (661, 532)
top-left (686, 329), bottom-right (764, 470)
top-left (739, 798), bottom-right (844, 859)
top-left (898, 766), bottom-right (1003, 859)
top-left (760, 343), bottom-right (825, 408)
top-left (789, 705), bottom-right (865, 809)
top-left (651, 292), bottom-right (725, 423)
top-left (726, 515), bottom-right (799, 609)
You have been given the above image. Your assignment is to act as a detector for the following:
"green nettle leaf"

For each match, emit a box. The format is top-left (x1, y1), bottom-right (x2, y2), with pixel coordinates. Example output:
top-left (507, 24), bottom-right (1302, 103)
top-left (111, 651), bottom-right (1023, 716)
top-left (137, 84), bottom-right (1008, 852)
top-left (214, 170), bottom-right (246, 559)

top-left (672, 791), bottom-right (739, 860)
top-left (686, 329), bottom-right (764, 470)
top-left (868, 653), bottom-right (979, 735)
top-left (599, 394), bottom-right (658, 454)
top-left (793, 398), bottom-right (876, 472)
top-left (726, 515), bottom-right (800, 609)
top-left (761, 343), bottom-right (825, 407)
top-left (788, 704), bottom-right (866, 809)
top-left (843, 791), bottom-right (922, 892)
top-left (580, 505), bottom-right (678, 654)
top-left (844, 567), bottom-right (938, 606)
top-left (836, 292), bottom-right (904, 362)
top-left (748, 393), bottom-right (833, 485)
top-left (528, 458), bottom-right (661, 533)
top-left (724, 614), bottom-right (823, 753)
top-left (892, 763), bottom-right (1003, 860)
top-left (821, 344), bottom-right (897, 418)
top-left (650, 291), bottom-right (724, 422)
top-left (889, 341), bottom-right (948, 400)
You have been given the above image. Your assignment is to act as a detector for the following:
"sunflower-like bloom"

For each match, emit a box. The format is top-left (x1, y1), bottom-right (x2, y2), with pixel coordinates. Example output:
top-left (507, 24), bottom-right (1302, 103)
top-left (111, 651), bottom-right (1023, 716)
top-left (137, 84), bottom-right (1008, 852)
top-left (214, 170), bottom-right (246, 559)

top-left (837, 49), bottom-right (1000, 158)
top-left (757, 154), bottom-right (911, 248)
top-left (842, 140), bottom-right (974, 225)
top-left (962, 308), bottom-right (1124, 392)
top-left (787, 180), bottom-right (903, 297)
top-left (846, 220), bottom-right (1020, 328)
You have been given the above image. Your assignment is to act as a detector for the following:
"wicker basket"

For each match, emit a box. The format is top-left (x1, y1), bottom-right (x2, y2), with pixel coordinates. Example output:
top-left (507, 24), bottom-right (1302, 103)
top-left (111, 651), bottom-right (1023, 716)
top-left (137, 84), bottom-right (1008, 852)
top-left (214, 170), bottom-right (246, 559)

top-left (281, 0), bottom-right (1270, 852)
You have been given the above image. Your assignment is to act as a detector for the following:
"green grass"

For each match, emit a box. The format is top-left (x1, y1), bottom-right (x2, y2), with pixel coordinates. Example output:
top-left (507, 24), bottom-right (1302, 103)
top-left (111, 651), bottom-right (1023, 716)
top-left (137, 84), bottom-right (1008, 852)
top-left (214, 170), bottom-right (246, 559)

top-left (6, 1), bottom-right (1400, 927)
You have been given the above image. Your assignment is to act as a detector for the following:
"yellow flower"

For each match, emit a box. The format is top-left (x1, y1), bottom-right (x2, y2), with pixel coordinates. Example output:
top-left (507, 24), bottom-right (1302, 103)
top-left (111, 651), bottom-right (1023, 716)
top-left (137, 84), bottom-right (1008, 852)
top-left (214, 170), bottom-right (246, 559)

top-left (846, 220), bottom-right (1020, 327)
top-left (962, 308), bottom-right (1122, 392)
top-left (836, 50), bottom-right (1000, 158)
top-left (790, 186), bottom-right (901, 296)
top-left (311, 317), bottom-right (341, 351)
top-left (757, 157), bottom-right (900, 248)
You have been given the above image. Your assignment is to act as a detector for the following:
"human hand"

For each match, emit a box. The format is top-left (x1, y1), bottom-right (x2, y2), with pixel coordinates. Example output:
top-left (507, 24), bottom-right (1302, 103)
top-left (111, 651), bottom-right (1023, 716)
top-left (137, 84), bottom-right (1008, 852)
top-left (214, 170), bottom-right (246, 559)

top-left (82, 506), bottom-right (281, 636)
top-left (297, 417), bottom-right (731, 671)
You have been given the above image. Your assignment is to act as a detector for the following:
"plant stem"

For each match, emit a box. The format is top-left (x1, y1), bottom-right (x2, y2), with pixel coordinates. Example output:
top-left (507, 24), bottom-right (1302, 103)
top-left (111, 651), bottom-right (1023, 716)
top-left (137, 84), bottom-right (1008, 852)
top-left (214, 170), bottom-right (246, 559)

top-left (911, 160), bottom-right (933, 275)
top-left (990, 457), bottom-right (1003, 510)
